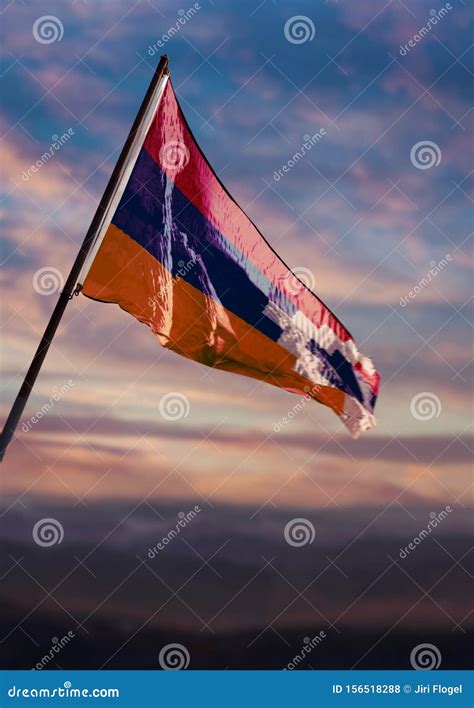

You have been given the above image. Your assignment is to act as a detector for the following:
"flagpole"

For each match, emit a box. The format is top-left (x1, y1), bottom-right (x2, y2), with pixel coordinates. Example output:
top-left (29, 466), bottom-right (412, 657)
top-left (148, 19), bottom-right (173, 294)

top-left (0, 55), bottom-right (169, 462)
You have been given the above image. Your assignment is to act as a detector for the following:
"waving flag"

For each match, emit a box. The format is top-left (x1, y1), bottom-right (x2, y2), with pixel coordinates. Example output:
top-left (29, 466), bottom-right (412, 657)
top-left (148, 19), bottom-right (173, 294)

top-left (80, 74), bottom-right (379, 437)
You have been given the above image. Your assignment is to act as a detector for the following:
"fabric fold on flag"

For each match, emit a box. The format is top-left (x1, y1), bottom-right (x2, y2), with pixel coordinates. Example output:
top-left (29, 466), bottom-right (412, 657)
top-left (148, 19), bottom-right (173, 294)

top-left (81, 78), bottom-right (380, 437)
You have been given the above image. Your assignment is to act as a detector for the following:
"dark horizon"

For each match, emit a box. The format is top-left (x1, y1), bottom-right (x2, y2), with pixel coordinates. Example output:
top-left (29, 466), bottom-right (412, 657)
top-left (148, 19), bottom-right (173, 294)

top-left (1, 499), bottom-right (471, 669)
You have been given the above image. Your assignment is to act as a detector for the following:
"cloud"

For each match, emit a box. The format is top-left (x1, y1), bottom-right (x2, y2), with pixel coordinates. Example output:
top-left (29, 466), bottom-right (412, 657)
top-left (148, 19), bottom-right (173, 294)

top-left (0, 0), bottom-right (471, 514)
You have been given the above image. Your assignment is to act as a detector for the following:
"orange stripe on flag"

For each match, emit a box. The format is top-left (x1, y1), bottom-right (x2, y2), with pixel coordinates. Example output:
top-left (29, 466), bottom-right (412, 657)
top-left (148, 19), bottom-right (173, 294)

top-left (83, 225), bottom-right (346, 417)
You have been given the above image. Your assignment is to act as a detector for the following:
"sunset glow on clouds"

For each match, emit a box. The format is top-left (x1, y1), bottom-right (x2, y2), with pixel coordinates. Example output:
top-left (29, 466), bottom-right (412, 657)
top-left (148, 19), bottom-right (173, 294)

top-left (1, 0), bottom-right (472, 515)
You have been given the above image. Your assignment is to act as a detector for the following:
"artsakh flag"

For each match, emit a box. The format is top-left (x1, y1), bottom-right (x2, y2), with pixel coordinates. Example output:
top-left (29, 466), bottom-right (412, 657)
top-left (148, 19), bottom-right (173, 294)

top-left (81, 77), bottom-right (380, 437)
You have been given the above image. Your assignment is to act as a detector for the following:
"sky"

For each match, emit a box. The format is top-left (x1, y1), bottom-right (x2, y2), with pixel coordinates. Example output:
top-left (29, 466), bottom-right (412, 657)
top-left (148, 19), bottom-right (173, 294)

top-left (0, 0), bottom-right (472, 515)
